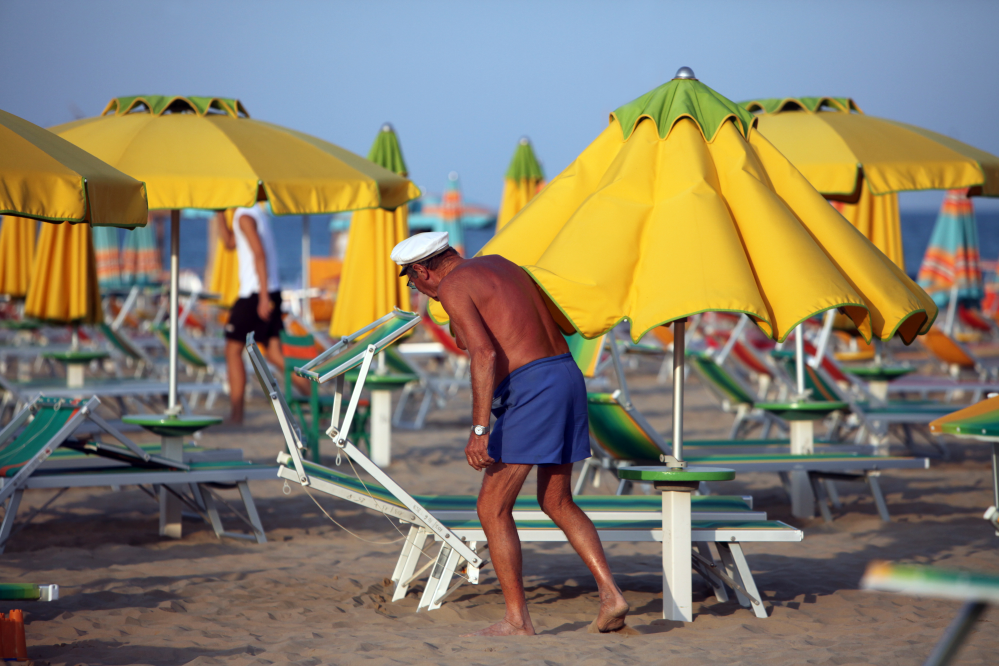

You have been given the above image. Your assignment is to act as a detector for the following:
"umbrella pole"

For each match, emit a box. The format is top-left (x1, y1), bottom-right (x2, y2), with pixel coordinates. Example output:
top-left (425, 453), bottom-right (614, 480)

top-left (168, 210), bottom-right (180, 413)
top-left (302, 216), bottom-right (312, 326)
top-left (671, 319), bottom-right (686, 466)
top-left (795, 324), bottom-right (806, 397)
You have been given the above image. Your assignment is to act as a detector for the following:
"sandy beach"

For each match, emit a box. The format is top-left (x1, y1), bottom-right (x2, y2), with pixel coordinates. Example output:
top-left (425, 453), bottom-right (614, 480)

top-left (2, 368), bottom-right (998, 666)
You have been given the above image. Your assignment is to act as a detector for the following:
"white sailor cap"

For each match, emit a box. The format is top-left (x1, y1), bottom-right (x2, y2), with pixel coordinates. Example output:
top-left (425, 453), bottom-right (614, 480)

top-left (392, 231), bottom-right (451, 275)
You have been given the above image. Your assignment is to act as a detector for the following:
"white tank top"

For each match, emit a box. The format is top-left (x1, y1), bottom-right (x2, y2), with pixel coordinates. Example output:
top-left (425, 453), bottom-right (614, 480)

top-left (233, 205), bottom-right (280, 298)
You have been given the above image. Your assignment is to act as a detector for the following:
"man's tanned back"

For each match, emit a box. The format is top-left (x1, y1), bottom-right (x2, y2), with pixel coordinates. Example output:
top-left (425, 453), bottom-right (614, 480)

top-left (438, 255), bottom-right (569, 389)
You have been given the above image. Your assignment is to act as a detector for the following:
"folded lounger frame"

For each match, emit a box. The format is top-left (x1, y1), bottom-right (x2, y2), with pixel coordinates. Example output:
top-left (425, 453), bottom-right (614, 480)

top-left (0, 396), bottom-right (270, 550)
top-left (247, 311), bottom-right (802, 619)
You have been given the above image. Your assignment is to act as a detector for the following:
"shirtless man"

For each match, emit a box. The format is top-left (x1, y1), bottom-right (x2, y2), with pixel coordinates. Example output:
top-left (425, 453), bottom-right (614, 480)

top-left (391, 232), bottom-right (631, 636)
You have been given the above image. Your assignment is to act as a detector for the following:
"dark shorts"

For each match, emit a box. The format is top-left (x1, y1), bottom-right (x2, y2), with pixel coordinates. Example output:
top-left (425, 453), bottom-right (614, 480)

top-left (225, 291), bottom-right (284, 344)
top-left (488, 353), bottom-right (591, 466)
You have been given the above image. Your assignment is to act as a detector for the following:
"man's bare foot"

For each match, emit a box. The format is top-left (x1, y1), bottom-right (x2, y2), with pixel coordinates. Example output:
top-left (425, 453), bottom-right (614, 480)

top-left (588, 593), bottom-right (632, 634)
top-left (460, 618), bottom-right (535, 637)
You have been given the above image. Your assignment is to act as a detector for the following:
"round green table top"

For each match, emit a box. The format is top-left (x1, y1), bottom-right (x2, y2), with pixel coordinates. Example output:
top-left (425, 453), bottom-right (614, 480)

top-left (840, 364), bottom-right (916, 382)
top-left (122, 414), bottom-right (223, 437)
top-left (43, 350), bottom-right (109, 363)
top-left (757, 401), bottom-right (848, 421)
top-left (0, 319), bottom-right (42, 330)
top-left (617, 465), bottom-right (736, 482)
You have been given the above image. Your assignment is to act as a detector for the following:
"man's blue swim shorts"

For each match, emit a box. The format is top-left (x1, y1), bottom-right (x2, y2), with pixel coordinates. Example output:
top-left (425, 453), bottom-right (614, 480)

top-left (487, 352), bottom-right (590, 466)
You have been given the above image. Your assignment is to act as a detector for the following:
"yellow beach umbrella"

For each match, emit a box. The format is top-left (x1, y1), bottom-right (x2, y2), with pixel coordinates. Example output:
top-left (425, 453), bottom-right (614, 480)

top-left (831, 188), bottom-right (904, 269)
top-left (25, 221), bottom-right (101, 324)
top-left (0, 216), bottom-right (36, 298)
top-left (496, 137), bottom-right (545, 232)
top-left (0, 107), bottom-right (146, 324)
top-left (0, 108), bottom-right (148, 228)
top-left (331, 124), bottom-right (410, 337)
top-left (52, 95), bottom-right (419, 410)
top-left (741, 96), bottom-right (999, 198)
top-left (206, 209), bottom-right (240, 307)
top-left (436, 74), bottom-right (935, 346)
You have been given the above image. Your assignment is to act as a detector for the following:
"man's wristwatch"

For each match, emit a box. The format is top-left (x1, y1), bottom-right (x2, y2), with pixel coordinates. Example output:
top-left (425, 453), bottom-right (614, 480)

top-left (471, 424), bottom-right (490, 436)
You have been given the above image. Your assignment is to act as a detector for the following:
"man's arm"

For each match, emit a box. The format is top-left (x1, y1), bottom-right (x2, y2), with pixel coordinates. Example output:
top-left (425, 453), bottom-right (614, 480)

top-left (216, 212), bottom-right (235, 250)
top-left (439, 279), bottom-right (496, 470)
top-left (237, 214), bottom-right (273, 321)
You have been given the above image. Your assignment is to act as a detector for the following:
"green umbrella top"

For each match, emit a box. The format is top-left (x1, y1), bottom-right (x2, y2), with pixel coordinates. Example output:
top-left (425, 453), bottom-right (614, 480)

top-left (740, 97), bottom-right (862, 115)
top-left (611, 69), bottom-right (756, 142)
top-left (505, 137), bottom-right (545, 181)
top-left (368, 124), bottom-right (408, 177)
top-left (102, 95), bottom-right (249, 118)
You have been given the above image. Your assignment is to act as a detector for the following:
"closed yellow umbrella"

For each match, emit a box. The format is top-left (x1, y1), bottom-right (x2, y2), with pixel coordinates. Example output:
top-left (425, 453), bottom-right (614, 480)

top-left (741, 96), bottom-right (999, 198)
top-left (330, 125), bottom-right (410, 337)
top-left (206, 209), bottom-right (240, 307)
top-left (25, 221), bottom-right (101, 324)
top-left (434, 74), bottom-right (935, 345)
top-left (832, 188), bottom-right (904, 269)
top-left (496, 137), bottom-right (545, 232)
top-left (0, 216), bottom-right (36, 298)
top-left (52, 95), bottom-right (419, 411)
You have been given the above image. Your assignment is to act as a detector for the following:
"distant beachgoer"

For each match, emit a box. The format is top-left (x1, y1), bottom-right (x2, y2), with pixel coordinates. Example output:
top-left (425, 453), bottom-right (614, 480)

top-left (392, 231), bottom-right (631, 637)
top-left (217, 205), bottom-right (307, 424)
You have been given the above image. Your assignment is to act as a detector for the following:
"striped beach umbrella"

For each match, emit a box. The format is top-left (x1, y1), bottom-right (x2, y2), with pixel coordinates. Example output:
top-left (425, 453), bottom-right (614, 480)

top-left (330, 124), bottom-right (411, 337)
top-left (917, 189), bottom-right (983, 308)
top-left (120, 221), bottom-right (162, 286)
top-left (91, 225), bottom-right (122, 289)
top-left (0, 216), bottom-right (36, 298)
top-left (439, 172), bottom-right (465, 253)
top-left (496, 137), bottom-right (545, 232)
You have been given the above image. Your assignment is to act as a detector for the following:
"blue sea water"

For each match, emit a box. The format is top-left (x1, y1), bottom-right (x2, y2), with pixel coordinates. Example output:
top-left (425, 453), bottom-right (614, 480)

top-left (165, 210), bottom-right (999, 289)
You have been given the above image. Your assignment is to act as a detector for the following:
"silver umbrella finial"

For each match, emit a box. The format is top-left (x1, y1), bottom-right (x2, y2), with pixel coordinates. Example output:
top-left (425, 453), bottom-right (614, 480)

top-left (381, 123), bottom-right (394, 132)
top-left (673, 66), bottom-right (696, 80)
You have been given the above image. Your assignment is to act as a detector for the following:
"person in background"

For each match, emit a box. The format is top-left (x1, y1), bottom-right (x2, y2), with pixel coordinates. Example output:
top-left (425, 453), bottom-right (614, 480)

top-left (216, 205), bottom-right (308, 424)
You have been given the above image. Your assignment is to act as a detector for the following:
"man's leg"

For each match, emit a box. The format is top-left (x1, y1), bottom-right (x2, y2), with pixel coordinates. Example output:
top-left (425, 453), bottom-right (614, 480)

top-left (537, 463), bottom-right (631, 633)
top-left (225, 339), bottom-right (246, 424)
top-left (464, 462), bottom-right (535, 637)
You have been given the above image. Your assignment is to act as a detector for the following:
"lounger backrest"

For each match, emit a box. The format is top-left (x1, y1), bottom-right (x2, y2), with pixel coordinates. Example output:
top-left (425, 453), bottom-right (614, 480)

top-left (773, 354), bottom-right (843, 402)
top-left (920, 329), bottom-right (976, 368)
top-left (587, 393), bottom-right (666, 461)
top-left (246, 333), bottom-right (308, 460)
top-left (0, 400), bottom-right (80, 476)
top-left (687, 352), bottom-right (756, 405)
top-left (296, 310), bottom-right (421, 383)
top-left (100, 323), bottom-right (150, 363)
top-left (565, 333), bottom-right (605, 378)
top-left (153, 324), bottom-right (208, 368)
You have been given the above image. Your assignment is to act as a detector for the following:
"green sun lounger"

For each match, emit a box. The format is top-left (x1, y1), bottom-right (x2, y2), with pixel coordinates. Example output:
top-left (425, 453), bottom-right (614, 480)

top-left (688, 351), bottom-right (787, 439)
top-left (772, 352), bottom-right (954, 457)
top-left (0, 396), bottom-right (274, 550)
top-left (862, 562), bottom-right (999, 666)
top-left (584, 390), bottom-right (930, 522)
top-left (248, 316), bottom-right (802, 619)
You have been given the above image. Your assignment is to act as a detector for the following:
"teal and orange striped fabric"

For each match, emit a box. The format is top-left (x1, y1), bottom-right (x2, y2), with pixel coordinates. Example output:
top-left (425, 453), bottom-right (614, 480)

top-left (121, 223), bottom-right (161, 285)
top-left (91, 225), bottom-right (122, 289)
top-left (917, 189), bottom-right (983, 308)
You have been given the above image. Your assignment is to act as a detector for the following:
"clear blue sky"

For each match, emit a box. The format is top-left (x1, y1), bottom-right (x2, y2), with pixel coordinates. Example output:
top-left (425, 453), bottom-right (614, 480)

top-left (3, 0), bottom-right (998, 212)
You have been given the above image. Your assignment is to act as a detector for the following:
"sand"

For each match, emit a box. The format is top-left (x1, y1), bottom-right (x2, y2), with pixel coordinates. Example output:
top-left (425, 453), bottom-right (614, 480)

top-left (2, 369), bottom-right (998, 665)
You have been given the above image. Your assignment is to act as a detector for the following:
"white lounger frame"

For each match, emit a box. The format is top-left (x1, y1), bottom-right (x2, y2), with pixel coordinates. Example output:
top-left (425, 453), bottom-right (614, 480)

top-left (248, 318), bottom-right (804, 619)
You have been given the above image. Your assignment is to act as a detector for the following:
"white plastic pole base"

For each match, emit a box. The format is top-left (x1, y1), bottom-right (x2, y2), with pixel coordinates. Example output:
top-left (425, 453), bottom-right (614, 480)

top-left (790, 421), bottom-right (815, 518)
top-left (662, 489), bottom-right (692, 621)
top-left (371, 390), bottom-right (392, 467)
top-left (66, 364), bottom-right (85, 389)
top-left (159, 435), bottom-right (184, 538)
